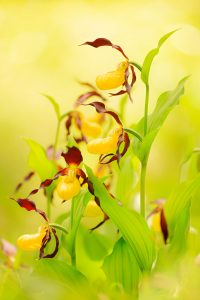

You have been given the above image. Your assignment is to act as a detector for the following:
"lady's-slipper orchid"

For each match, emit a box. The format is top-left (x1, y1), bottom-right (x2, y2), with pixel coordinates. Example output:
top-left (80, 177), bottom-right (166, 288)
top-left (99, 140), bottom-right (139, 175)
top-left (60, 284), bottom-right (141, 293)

top-left (17, 226), bottom-right (48, 251)
top-left (87, 126), bottom-right (122, 155)
top-left (81, 38), bottom-right (136, 102)
top-left (96, 60), bottom-right (128, 90)
top-left (83, 101), bottom-right (130, 164)
top-left (11, 197), bottom-right (59, 258)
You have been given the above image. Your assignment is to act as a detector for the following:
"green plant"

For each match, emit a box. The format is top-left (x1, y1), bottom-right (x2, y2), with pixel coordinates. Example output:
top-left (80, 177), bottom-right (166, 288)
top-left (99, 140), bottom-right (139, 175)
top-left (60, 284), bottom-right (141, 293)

top-left (3, 31), bottom-right (198, 299)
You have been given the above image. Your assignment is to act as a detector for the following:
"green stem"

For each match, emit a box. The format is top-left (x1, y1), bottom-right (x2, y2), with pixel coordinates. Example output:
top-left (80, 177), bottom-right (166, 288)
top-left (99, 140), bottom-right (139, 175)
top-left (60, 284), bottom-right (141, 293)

top-left (139, 83), bottom-right (150, 217)
top-left (144, 84), bottom-right (149, 136)
top-left (140, 160), bottom-right (147, 218)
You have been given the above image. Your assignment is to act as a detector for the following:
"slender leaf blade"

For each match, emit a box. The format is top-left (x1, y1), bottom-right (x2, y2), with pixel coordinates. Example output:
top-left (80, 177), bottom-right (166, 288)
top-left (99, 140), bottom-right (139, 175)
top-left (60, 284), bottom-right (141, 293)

top-left (42, 94), bottom-right (60, 120)
top-left (141, 30), bottom-right (178, 84)
top-left (86, 166), bottom-right (155, 271)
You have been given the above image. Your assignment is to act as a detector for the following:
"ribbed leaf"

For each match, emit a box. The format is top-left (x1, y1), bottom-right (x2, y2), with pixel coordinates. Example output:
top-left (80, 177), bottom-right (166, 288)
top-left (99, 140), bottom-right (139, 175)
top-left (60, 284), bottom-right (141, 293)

top-left (86, 166), bottom-right (155, 271)
top-left (103, 238), bottom-right (140, 293)
top-left (141, 30), bottom-right (178, 84)
top-left (67, 189), bottom-right (91, 256)
top-left (164, 175), bottom-right (200, 256)
top-left (134, 77), bottom-right (188, 162)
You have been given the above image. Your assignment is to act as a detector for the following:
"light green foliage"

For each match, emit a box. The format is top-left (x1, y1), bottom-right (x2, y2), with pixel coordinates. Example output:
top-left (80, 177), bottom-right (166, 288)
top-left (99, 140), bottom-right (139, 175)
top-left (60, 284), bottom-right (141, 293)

top-left (164, 174), bottom-right (200, 249)
top-left (134, 77), bottom-right (188, 162)
top-left (66, 190), bottom-right (91, 260)
top-left (86, 166), bottom-right (155, 271)
top-left (141, 30), bottom-right (178, 85)
top-left (103, 238), bottom-right (140, 294)
top-left (25, 138), bottom-right (57, 180)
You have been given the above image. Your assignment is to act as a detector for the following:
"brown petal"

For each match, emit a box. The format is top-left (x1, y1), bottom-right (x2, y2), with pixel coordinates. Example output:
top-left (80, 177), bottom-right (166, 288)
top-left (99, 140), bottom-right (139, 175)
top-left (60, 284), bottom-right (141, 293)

top-left (80, 38), bottom-right (128, 59)
top-left (14, 198), bottom-right (48, 221)
top-left (15, 171), bottom-right (35, 192)
top-left (75, 91), bottom-right (106, 107)
top-left (40, 227), bottom-right (59, 259)
top-left (99, 132), bottom-right (130, 165)
top-left (83, 101), bottom-right (122, 126)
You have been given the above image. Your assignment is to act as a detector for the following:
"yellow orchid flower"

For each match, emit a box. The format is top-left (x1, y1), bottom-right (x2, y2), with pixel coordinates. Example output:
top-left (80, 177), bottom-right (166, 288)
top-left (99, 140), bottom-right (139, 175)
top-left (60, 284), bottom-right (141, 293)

top-left (17, 226), bottom-right (47, 251)
top-left (87, 126), bottom-right (122, 155)
top-left (96, 61), bottom-right (128, 90)
top-left (56, 169), bottom-right (81, 201)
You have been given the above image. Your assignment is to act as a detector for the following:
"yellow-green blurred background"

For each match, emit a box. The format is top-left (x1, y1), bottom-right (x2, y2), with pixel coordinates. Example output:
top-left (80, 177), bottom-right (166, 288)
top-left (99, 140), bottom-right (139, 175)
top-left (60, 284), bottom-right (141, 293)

top-left (1, 0), bottom-right (200, 244)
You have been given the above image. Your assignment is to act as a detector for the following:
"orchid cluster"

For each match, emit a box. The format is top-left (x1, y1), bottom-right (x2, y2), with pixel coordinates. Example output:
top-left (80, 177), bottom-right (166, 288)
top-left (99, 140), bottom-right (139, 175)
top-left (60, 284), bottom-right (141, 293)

top-left (10, 32), bottom-right (191, 297)
top-left (12, 38), bottom-right (135, 258)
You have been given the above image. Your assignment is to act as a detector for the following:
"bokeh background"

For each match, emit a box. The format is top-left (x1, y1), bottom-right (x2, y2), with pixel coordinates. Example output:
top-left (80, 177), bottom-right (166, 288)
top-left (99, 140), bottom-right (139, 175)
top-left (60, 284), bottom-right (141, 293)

top-left (0, 0), bottom-right (200, 257)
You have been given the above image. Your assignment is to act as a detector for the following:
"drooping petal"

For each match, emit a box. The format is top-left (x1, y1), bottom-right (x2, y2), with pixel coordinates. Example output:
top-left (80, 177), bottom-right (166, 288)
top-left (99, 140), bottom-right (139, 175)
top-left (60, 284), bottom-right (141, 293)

top-left (15, 171), bottom-right (35, 192)
top-left (14, 198), bottom-right (48, 221)
top-left (80, 38), bottom-right (128, 59)
top-left (83, 101), bottom-right (122, 126)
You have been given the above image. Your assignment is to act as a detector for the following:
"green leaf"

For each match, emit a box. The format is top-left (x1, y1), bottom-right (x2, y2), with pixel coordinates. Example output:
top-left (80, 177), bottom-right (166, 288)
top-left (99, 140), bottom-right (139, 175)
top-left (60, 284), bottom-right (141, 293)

top-left (66, 189), bottom-right (91, 257)
top-left (115, 155), bottom-right (135, 204)
top-left (85, 165), bottom-right (155, 271)
top-left (133, 77), bottom-right (188, 162)
top-left (103, 238), bottom-right (140, 293)
top-left (42, 94), bottom-right (60, 120)
top-left (34, 259), bottom-right (87, 288)
top-left (82, 228), bottom-right (113, 261)
top-left (141, 30), bottom-right (178, 84)
top-left (164, 175), bottom-right (200, 255)
top-left (25, 138), bottom-right (57, 180)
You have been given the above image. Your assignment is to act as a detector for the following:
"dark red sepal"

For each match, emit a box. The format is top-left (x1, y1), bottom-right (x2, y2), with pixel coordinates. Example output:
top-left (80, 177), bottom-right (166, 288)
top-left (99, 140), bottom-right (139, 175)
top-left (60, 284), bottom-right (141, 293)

top-left (15, 198), bottom-right (48, 221)
top-left (61, 146), bottom-right (83, 166)
top-left (15, 171), bottom-right (35, 192)
top-left (80, 38), bottom-right (128, 59)
top-left (75, 91), bottom-right (106, 107)
top-left (83, 101), bottom-right (122, 126)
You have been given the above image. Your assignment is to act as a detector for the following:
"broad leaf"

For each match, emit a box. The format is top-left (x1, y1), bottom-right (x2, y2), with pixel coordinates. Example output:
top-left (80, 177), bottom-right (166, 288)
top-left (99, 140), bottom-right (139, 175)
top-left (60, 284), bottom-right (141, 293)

top-left (103, 238), bottom-right (140, 293)
top-left (42, 94), bottom-right (60, 120)
top-left (25, 139), bottom-right (57, 196)
top-left (141, 30), bottom-right (178, 84)
top-left (164, 175), bottom-right (200, 255)
top-left (25, 139), bottom-right (57, 180)
top-left (134, 77), bottom-right (188, 162)
top-left (34, 259), bottom-right (87, 288)
top-left (115, 155), bottom-right (135, 204)
top-left (82, 228), bottom-right (113, 261)
top-left (86, 166), bottom-right (155, 271)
